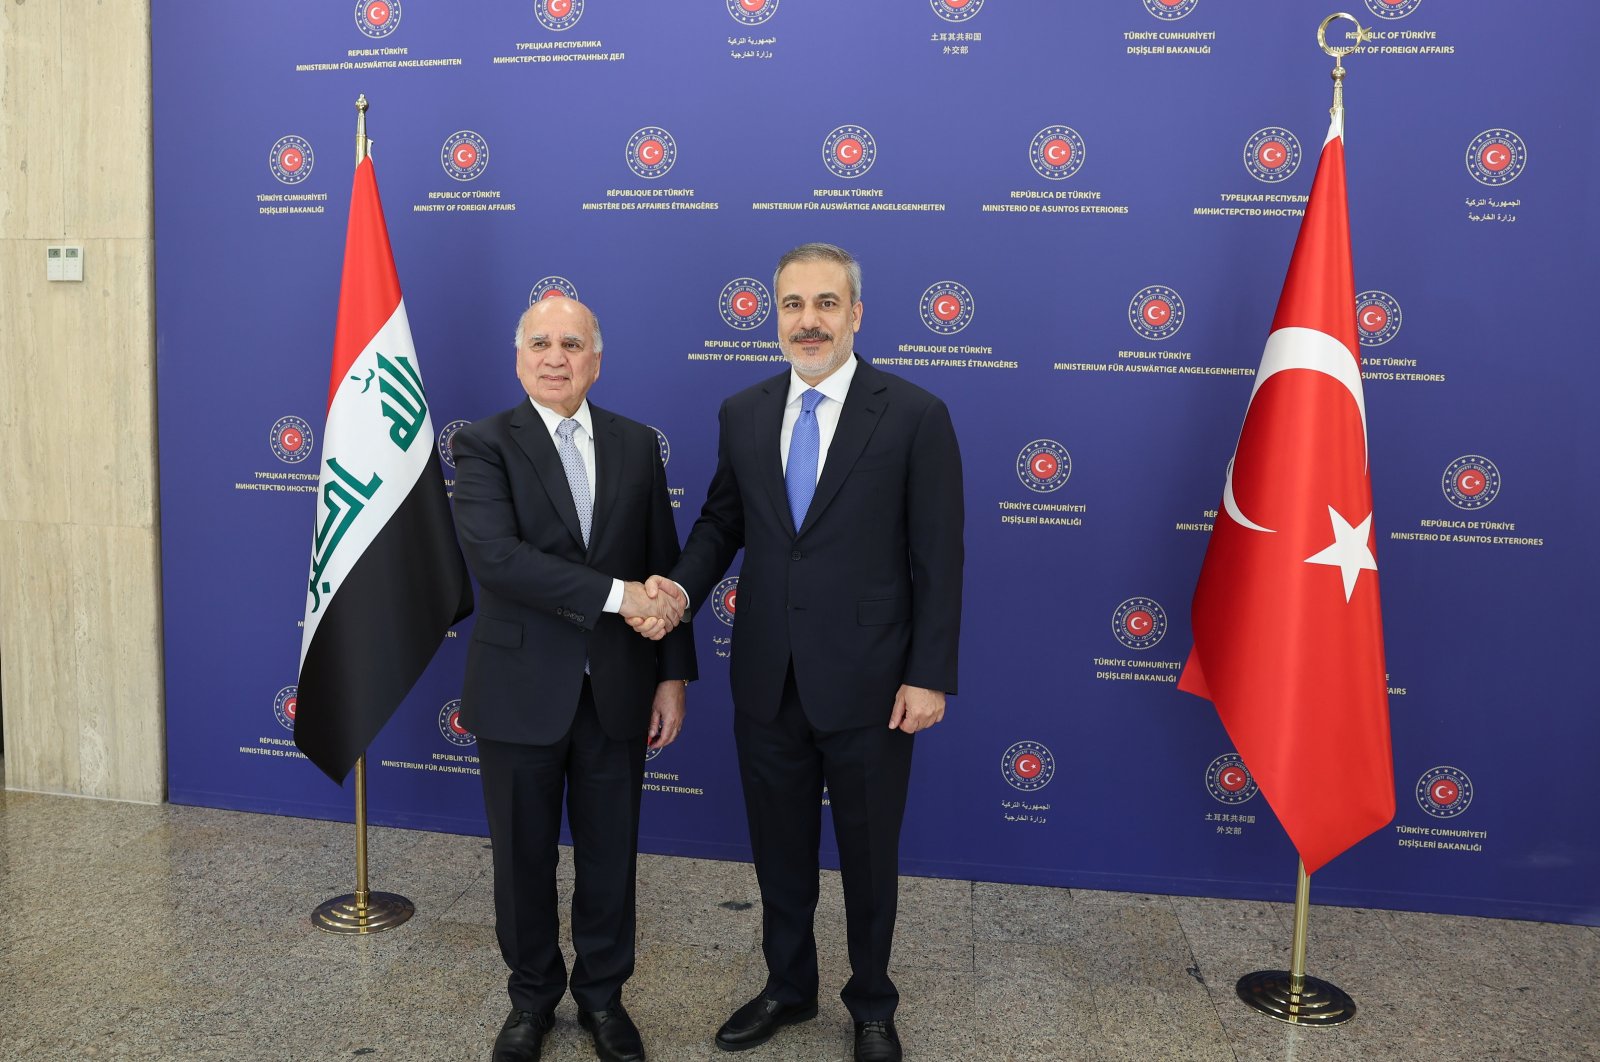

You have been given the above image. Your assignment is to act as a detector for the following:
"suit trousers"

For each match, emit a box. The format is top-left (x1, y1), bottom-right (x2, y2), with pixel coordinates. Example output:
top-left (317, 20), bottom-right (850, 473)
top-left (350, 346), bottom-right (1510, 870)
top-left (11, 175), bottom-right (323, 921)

top-left (477, 680), bottom-right (646, 1014)
top-left (733, 665), bottom-right (915, 1022)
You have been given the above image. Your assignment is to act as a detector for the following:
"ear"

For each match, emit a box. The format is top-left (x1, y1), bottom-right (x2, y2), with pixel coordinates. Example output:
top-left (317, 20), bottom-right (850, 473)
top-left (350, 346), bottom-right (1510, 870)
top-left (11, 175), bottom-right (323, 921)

top-left (850, 300), bottom-right (864, 333)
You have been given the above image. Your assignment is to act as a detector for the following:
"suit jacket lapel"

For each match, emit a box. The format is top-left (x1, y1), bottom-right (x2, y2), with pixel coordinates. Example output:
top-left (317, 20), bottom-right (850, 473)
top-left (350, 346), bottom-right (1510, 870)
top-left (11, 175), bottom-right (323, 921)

top-left (753, 373), bottom-right (795, 537)
top-left (798, 358), bottom-right (887, 537)
top-left (588, 404), bottom-right (622, 560)
top-left (509, 401), bottom-right (586, 552)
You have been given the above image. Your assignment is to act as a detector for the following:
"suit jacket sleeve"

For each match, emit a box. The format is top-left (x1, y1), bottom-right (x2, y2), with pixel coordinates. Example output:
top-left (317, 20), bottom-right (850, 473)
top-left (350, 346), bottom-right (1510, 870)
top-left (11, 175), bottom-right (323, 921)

top-left (671, 399), bottom-right (747, 611)
top-left (450, 425), bottom-right (612, 631)
top-left (646, 424), bottom-right (698, 683)
top-left (904, 397), bottom-right (964, 694)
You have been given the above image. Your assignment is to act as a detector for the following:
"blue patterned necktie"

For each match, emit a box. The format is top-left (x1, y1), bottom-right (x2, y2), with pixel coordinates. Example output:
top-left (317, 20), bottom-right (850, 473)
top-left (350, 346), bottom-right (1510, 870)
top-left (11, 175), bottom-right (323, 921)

top-left (555, 418), bottom-right (592, 547)
top-left (786, 388), bottom-right (824, 527)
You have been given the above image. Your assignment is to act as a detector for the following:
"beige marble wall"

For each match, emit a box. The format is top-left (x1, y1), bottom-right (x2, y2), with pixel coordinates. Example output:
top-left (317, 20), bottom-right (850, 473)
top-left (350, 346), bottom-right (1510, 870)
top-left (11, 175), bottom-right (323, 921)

top-left (0, 1), bottom-right (164, 802)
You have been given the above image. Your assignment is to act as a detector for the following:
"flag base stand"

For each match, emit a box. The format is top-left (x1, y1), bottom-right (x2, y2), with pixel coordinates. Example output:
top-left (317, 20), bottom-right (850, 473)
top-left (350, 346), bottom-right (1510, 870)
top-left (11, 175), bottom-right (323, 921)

top-left (312, 890), bottom-right (415, 935)
top-left (310, 754), bottom-right (414, 935)
top-left (1235, 859), bottom-right (1356, 1026)
top-left (1235, 970), bottom-right (1356, 1027)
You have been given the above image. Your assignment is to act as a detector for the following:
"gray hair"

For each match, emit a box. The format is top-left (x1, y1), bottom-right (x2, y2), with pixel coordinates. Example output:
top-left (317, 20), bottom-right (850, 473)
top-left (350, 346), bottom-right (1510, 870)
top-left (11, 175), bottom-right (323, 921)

top-left (514, 300), bottom-right (603, 353)
top-left (773, 242), bottom-right (862, 305)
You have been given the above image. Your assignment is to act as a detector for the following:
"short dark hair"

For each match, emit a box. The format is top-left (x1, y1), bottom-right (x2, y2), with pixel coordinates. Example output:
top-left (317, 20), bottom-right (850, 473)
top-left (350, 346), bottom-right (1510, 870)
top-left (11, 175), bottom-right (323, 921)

top-left (773, 242), bottom-right (862, 305)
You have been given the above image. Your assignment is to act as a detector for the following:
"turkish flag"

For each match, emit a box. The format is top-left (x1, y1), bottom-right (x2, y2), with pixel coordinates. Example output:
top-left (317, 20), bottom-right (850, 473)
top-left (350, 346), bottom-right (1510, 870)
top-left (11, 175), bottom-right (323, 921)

top-left (1179, 113), bottom-right (1395, 874)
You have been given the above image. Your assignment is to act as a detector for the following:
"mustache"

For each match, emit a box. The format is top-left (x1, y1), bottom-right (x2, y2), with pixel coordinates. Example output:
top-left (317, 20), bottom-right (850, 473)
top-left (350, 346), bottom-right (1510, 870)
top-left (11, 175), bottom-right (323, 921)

top-left (788, 329), bottom-right (833, 343)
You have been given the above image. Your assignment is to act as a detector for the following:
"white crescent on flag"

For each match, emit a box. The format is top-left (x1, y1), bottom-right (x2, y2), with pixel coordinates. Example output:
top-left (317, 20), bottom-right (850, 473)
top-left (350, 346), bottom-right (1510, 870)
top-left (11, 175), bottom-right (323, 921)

top-left (1221, 325), bottom-right (1368, 534)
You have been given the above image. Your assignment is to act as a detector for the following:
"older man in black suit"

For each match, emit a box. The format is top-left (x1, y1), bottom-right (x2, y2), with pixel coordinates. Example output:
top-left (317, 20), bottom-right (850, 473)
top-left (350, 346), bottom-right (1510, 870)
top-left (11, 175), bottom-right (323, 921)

top-left (452, 296), bottom-right (696, 1062)
top-left (638, 243), bottom-right (964, 1062)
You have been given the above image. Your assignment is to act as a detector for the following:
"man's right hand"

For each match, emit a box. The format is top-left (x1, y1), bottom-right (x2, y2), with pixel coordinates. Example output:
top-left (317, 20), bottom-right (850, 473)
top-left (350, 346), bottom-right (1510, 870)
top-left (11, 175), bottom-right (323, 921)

top-left (624, 576), bottom-right (687, 640)
top-left (621, 579), bottom-right (685, 640)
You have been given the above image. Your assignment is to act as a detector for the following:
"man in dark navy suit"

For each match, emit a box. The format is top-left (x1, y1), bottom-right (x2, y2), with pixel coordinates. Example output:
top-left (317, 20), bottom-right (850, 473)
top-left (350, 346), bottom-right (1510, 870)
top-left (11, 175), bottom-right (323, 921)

top-left (452, 296), bottom-right (696, 1062)
top-left (639, 243), bottom-right (964, 1062)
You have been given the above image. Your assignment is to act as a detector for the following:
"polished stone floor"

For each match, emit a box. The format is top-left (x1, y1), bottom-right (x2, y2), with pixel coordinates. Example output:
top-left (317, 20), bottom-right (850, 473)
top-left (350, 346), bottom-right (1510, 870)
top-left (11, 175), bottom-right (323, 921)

top-left (1, 782), bottom-right (1596, 1061)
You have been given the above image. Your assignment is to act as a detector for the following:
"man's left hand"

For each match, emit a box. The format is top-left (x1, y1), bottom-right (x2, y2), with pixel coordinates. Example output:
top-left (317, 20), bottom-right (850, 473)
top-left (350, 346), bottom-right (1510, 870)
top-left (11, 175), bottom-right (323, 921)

top-left (888, 685), bottom-right (944, 734)
top-left (648, 680), bottom-right (687, 749)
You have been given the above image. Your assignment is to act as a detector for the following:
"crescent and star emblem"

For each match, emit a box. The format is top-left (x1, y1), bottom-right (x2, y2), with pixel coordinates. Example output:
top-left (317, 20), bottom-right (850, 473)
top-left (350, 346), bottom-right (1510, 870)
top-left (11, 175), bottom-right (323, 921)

top-left (1221, 326), bottom-right (1377, 602)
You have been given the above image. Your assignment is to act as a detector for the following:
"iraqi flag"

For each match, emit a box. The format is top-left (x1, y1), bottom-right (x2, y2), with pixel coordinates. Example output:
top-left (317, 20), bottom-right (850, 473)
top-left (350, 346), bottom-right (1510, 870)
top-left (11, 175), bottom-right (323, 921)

top-left (1179, 111), bottom-right (1394, 874)
top-left (295, 155), bottom-right (473, 783)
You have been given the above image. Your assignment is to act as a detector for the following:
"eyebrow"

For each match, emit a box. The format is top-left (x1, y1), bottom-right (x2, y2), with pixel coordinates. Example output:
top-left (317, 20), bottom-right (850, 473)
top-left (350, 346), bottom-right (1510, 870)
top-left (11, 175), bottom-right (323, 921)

top-left (781, 291), bottom-right (843, 302)
top-left (526, 331), bottom-right (588, 345)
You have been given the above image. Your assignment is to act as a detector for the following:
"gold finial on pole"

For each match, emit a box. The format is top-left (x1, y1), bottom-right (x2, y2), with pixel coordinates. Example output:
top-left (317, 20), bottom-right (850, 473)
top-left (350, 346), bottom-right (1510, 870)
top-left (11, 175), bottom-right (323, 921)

top-left (355, 94), bottom-right (370, 163)
top-left (1317, 13), bottom-right (1372, 119)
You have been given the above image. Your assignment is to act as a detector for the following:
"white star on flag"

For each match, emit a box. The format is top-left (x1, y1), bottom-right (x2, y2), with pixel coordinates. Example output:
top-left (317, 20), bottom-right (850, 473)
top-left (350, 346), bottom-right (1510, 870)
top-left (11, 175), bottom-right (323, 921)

top-left (1304, 506), bottom-right (1378, 603)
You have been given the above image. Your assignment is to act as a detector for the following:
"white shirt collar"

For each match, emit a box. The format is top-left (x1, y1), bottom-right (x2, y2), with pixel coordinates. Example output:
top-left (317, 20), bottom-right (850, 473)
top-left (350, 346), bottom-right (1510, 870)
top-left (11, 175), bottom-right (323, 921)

top-left (528, 397), bottom-right (594, 440)
top-left (786, 354), bottom-right (858, 407)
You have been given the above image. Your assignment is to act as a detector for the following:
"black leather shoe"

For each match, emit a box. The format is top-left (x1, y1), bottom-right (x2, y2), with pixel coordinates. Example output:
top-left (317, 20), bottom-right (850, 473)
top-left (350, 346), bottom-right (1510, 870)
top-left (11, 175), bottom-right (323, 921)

top-left (715, 995), bottom-right (819, 1052)
top-left (578, 1003), bottom-right (646, 1062)
top-left (492, 1009), bottom-right (554, 1062)
top-left (853, 1020), bottom-right (901, 1062)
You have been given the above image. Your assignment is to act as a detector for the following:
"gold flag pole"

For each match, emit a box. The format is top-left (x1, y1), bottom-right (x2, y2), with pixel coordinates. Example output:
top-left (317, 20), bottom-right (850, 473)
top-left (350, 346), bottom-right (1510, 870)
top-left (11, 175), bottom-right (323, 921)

top-left (1236, 861), bottom-right (1355, 1025)
top-left (310, 95), bottom-right (413, 936)
top-left (1235, 17), bottom-right (1371, 1023)
top-left (354, 92), bottom-right (370, 163)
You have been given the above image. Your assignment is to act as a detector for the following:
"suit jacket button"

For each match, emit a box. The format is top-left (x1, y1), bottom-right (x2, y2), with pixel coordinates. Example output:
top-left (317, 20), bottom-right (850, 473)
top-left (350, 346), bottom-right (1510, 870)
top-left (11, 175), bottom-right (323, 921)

top-left (574, 614), bottom-right (585, 623)
top-left (791, 550), bottom-right (802, 561)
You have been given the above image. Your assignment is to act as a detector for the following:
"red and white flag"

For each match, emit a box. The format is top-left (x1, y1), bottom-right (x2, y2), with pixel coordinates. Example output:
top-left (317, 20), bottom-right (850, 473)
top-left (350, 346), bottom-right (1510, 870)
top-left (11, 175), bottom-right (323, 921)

top-left (295, 155), bottom-right (473, 783)
top-left (1179, 112), bottom-right (1394, 874)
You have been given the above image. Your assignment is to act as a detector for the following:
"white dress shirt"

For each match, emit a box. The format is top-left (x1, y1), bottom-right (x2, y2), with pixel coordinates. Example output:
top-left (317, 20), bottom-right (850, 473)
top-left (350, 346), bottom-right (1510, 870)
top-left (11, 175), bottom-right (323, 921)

top-left (779, 353), bottom-right (858, 480)
top-left (679, 357), bottom-right (858, 615)
top-left (528, 398), bottom-right (625, 614)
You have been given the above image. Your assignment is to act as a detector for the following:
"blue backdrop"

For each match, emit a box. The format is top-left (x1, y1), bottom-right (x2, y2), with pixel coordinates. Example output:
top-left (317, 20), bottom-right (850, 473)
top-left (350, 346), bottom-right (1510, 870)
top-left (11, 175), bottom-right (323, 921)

top-left (153, 0), bottom-right (1598, 926)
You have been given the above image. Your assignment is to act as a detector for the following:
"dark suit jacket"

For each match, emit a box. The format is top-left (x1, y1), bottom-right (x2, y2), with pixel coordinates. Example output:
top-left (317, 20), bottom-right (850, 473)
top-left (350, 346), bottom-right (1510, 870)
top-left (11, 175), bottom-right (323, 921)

top-left (672, 357), bottom-right (963, 731)
top-left (451, 399), bottom-right (696, 746)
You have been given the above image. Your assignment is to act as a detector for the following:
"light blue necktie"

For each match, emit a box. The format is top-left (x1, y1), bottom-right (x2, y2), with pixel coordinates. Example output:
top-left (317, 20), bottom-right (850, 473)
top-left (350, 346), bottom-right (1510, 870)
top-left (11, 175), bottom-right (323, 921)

top-left (555, 418), bottom-right (592, 547)
top-left (786, 389), bottom-right (823, 527)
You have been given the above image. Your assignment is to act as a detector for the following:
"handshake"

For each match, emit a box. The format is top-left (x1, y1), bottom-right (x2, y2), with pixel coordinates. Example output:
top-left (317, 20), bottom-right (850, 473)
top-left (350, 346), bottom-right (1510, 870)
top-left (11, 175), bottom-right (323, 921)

top-left (620, 575), bottom-right (689, 641)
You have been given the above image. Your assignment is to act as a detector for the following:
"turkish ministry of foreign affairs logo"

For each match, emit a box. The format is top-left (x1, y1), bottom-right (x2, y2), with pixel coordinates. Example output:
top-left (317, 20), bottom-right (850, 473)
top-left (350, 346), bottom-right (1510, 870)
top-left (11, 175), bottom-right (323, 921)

top-left (711, 577), bottom-right (739, 626)
top-left (270, 415), bottom-right (314, 464)
top-left (1416, 765), bottom-right (1473, 818)
top-left (931, 0), bottom-right (983, 22)
top-left (1243, 127), bottom-right (1303, 183)
top-left (354, 0), bottom-right (400, 37)
top-left (1206, 754), bottom-right (1259, 804)
top-left (441, 131), bottom-right (490, 182)
top-left (1029, 126), bottom-right (1086, 181)
top-left (822, 125), bottom-right (877, 180)
top-left (647, 426), bottom-right (670, 467)
top-left (437, 419), bottom-right (470, 471)
top-left (529, 276), bottom-right (580, 304)
top-left (1128, 285), bottom-right (1185, 342)
top-left (1355, 291), bottom-right (1402, 347)
top-left (919, 281), bottom-right (975, 335)
top-left (535, 0), bottom-right (584, 31)
top-left (438, 699), bottom-right (475, 747)
top-left (1465, 129), bottom-right (1528, 186)
top-left (1441, 455), bottom-right (1501, 510)
top-left (269, 135), bottom-right (314, 185)
top-left (719, 278), bottom-right (772, 331)
top-left (1111, 597), bottom-right (1168, 651)
top-left (1365, 0), bottom-right (1422, 19)
top-left (273, 686), bottom-right (299, 732)
top-left (1145, 0), bottom-right (1200, 19)
top-left (625, 127), bottom-right (678, 180)
top-left (1015, 440), bottom-right (1071, 493)
top-left (1001, 741), bottom-right (1055, 791)
top-left (727, 0), bottom-right (778, 25)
